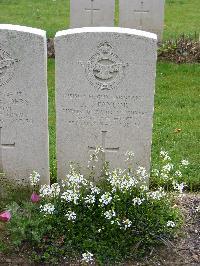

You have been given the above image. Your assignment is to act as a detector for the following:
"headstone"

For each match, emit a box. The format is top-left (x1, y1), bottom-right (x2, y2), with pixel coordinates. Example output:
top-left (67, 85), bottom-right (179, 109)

top-left (0, 25), bottom-right (49, 185)
top-left (119, 0), bottom-right (165, 41)
top-left (55, 27), bottom-right (157, 180)
top-left (70, 0), bottom-right (115, 27)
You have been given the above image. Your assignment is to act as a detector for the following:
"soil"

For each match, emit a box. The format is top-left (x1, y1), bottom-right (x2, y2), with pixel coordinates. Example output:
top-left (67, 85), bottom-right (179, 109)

top-left (0, 193), bottom-right (199, 266)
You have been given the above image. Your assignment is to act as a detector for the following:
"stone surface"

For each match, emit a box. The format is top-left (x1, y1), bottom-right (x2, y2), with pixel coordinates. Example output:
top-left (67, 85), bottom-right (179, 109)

top-left (55, 27), bottom-right (157, 180)
top-left (119, 0), bottom-right (165, 41)
top-left (0, 25), bottom-right (49, 185)
top-left (70, 0), bottom-right (115, 27)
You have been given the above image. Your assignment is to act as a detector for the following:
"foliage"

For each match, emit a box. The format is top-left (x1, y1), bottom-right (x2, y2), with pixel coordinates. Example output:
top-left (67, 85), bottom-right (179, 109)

top-left (2, 151), bottom-right (183, 265)
top-left (158, 35), bottom-right (200, 63)
top-left (151, 149), bottom-right (189, 191)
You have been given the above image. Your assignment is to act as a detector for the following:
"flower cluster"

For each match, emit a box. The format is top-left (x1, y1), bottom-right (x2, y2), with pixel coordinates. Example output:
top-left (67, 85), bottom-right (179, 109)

top-left (147, 187), bottom-right (166, 200)
top-left (133, 197), bottom-right (145, 206)
top-left (151, 149), bottom-right (190, 192)
top-left (40, 203), bottom-right (55, 215)
top-left (122, 219), bottom-right (132, 230)
top-left (82, 251), bottom-right (94, 263)
top-left (65, 211), bottom-right (76, 221)
top-left (167, 221), bottom-right (176, 228)
top-left (40, 183), bottom-right (60, 198)
top-left (104, 210), bottom-right (116, 220)
top-left (99, 192), bottom-right (112, 206)
top-left (108, 169), bottom-right (138, 193)
top-left (29, 171), bottom-right (40, 186)
top-left (61, 189), bottom-right (79, 204)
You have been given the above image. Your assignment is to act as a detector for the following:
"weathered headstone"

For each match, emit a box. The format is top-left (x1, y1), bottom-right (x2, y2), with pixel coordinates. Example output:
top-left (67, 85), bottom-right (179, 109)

top-left (0, 25), bottom-right (49, 185)
top-left (70, 0), bottom-right (115, 27)
top-left (55, 27), bottom-right (157, 180)
top-left (119, 0), bottom-right (165, 41)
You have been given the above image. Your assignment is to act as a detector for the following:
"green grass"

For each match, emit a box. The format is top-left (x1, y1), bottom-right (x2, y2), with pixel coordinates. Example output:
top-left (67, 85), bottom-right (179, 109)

top-left (164, 0), bottom-right (200, 39)
top-left (153, 62), bottom-right (200, 189)
top-left (0, 0), bottom-right (199, 38)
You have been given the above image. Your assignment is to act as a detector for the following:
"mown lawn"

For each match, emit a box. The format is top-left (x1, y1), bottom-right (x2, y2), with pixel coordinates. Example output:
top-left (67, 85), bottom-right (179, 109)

top-left (153, 62), bottom-right (200, 189)
top-left (0, 0), bottom-right (199, 38)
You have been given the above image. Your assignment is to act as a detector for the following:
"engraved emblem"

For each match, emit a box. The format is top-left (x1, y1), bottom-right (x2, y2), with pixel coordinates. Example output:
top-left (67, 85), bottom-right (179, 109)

top-left (0, 45), bottom-right (19, 87)
top-left (85, 42), bottom-right (128, 90)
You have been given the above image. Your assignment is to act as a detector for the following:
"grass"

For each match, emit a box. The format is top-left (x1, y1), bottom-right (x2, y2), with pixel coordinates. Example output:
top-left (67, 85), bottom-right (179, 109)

top-left (0, 0), bottom-right (199, 38)
top-left (153, 62), bottom-right (200, 189)
top-left (0, 0), bottom-right (199, 188)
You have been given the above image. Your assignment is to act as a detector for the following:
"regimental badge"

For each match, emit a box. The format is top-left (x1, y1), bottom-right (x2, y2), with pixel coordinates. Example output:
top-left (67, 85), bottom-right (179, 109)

top-left (0, 45), bottom-right (19, 87)
top-left (85, 42), bottom-right (128, 90)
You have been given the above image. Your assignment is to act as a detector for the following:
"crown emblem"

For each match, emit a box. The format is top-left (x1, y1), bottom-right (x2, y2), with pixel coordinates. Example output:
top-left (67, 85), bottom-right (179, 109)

top-left (85, 42), bottom-right (128, 91)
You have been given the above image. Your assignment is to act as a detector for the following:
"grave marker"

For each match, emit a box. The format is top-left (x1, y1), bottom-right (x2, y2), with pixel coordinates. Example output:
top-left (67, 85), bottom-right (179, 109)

top-left (0, 25), bottom-right (49, 185)
top-left (70, 0), bottom-right (115, 27)
top-left (55, 28), bottom-right (157, 179)
top-left (119, 0), bottom-right (165, 41)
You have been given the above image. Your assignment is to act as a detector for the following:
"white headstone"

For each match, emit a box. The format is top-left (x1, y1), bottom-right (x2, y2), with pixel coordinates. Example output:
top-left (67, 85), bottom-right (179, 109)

top-left (0, 25), bottom-right (49, 185)
top-left (55, 27), bottom-right (157, 180)
top-left (119, 0), bottom-right (165, 41)
top-left (70, 0), bottom-right (115, 27)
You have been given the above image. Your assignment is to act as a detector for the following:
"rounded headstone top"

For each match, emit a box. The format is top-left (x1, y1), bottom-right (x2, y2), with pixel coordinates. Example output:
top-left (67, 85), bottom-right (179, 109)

top-left (0, 24), bottom-right (46, 37)
top-left (55, 27), bottom-right (157, 40)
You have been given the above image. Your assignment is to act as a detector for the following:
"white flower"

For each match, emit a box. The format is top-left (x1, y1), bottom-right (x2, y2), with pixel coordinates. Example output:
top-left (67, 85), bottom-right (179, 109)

top-left (167, 221), bottom-right (176, 228)
top-left (84, 194), bottom-right (96, 205)
top-left (39, 183), bottom-right (60, 198)
top-left (104, 210), bottom-right (116, 220)
top-left (99, 192), bottom-right (112, 206)
top-left (160, 150), bottom-right (171, 161)
top-left (40, 203), bottom-right (55, 215)
top-left (147, 187), bottom-right (166, 200)
top-left (174, 170), bottom-right (182, 177)
top-left (133, 197), bottom-right (145, 206)
top-left (152, 169), bottom-right (159, 177)
top-left (140, 185), bottom-right (148, 191)
top-left (136, 166), bottom-right (148, 180)
top-left (82, 251), bottom-right (94, 263)
top-left (89, 183), bottom-right (101, 195)
top-left (160, 172), bottom-right (169, 179)
top-left (173, 181), bottom-right (185, 193)
top-left (108, 170), bottom-right (138, 193)
top-left (39, 184), bottom-right (52, 197)
top-left (29, 171), bottom-right (40, 186)
top-left (122, 219), bottom-right (132, 230)
top-left (63, 173), bottom-right (88, 189)
top-left (181, 159), bottom-right (189, 166)
top-left (51, 183), bottom-right (60, 197)
top-left (61, 190), bottom-right (79, 204)
top-left (162, 163), bottom-right (173, 173)
top-left (65, 211), bottom-right (76, 221)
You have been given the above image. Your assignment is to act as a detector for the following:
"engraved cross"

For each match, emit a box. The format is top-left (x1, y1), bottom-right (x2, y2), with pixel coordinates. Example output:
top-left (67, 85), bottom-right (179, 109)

top-left (85, 0), bottom-right (100, 25)
top-left (88, 130), bottom-right (119, 163)
top-left (134, 1), bottom-right (149, 29)
top-left (0, 127), bottom-right (15, 171)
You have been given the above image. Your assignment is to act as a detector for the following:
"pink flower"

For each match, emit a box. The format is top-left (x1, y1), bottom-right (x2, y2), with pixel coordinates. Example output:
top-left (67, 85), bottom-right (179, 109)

top-left (0, 211), bottom-right (11, 222)
top-left (31, 192), bottom-right (40, 203)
